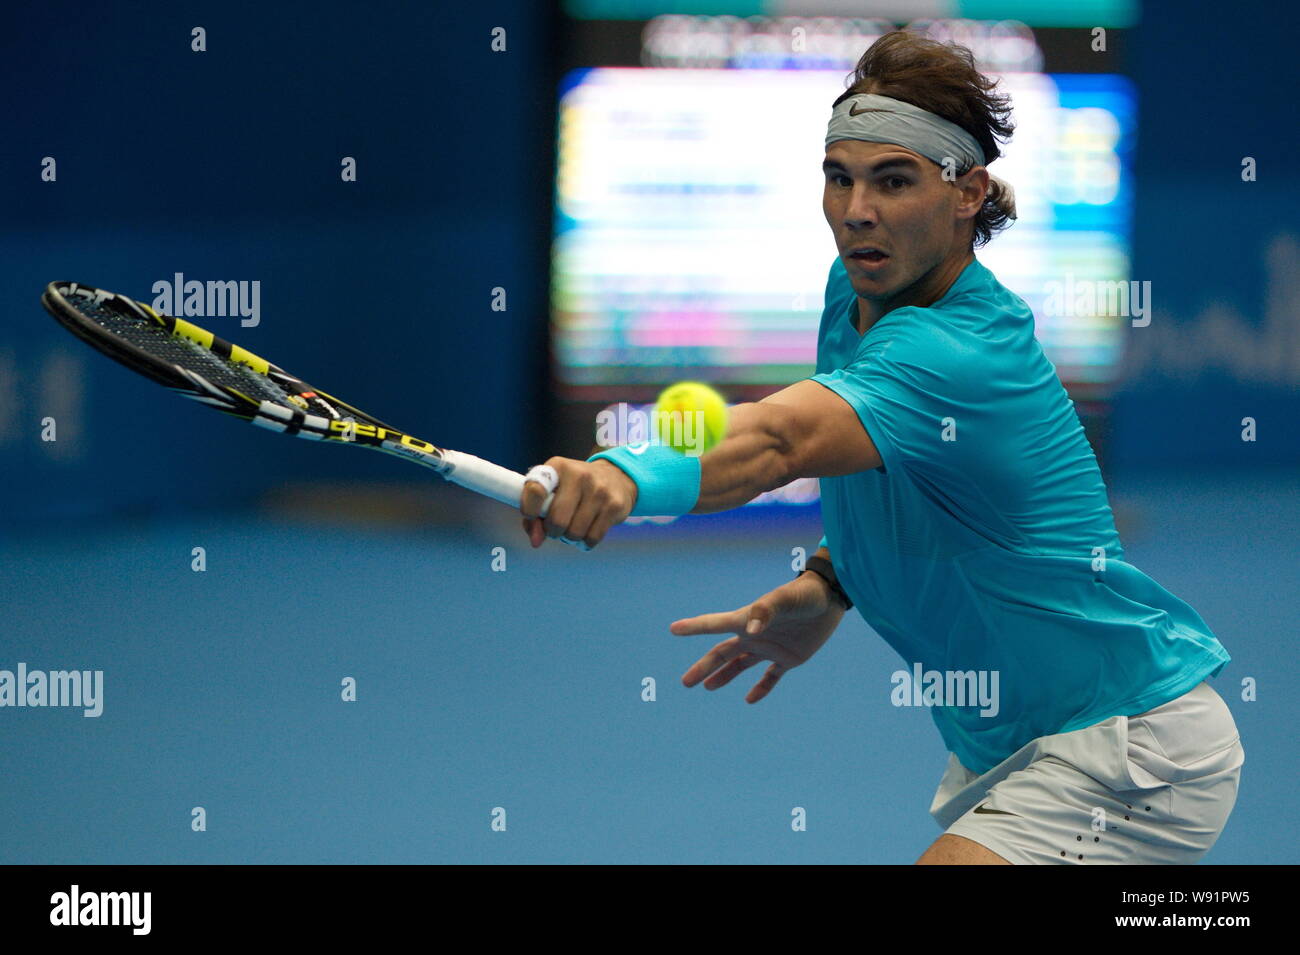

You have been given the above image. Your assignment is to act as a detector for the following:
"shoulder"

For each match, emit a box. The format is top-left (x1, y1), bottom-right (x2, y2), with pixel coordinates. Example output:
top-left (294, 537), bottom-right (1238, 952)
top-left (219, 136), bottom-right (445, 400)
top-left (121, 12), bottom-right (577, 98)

top-left (853, 307), bottom-right (970, 379)
top-left (938, 258), bottom-right (1036, 338)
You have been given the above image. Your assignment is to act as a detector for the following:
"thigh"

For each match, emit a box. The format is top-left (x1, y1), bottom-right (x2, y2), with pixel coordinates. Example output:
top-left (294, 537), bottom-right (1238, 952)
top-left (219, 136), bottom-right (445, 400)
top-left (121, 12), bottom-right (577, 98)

top-left (916, 833), bottom-right (1012, 865)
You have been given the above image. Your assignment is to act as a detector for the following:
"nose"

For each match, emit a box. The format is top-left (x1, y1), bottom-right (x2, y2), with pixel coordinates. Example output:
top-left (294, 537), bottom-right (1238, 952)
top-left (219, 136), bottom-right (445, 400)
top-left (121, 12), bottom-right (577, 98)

top-left (841, 183), bottom-right (878, 229)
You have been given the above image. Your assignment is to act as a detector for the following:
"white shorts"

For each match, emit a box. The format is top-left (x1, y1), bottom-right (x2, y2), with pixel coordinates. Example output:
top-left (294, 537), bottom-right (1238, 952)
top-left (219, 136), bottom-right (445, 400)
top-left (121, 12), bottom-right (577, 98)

top-left (929, 681), bottom-right (1244, 864)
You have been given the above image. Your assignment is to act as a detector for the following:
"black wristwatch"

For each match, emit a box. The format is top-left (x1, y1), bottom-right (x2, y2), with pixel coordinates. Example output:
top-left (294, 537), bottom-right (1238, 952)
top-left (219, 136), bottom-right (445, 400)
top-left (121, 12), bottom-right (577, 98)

top-left (801, 555), bottom-right (853, 611)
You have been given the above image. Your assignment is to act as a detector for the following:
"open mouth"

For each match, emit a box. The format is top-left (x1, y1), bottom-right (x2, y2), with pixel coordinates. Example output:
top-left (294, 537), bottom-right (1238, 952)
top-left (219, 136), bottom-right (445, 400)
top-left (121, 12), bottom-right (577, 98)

top-left (849, 247), bottom-right (889, 264)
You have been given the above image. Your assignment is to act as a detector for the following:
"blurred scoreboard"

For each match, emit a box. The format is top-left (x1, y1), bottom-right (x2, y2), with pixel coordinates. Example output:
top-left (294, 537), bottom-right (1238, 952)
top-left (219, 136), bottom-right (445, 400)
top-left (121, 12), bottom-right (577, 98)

top-left (551, 67), bottom-right (1134, 399)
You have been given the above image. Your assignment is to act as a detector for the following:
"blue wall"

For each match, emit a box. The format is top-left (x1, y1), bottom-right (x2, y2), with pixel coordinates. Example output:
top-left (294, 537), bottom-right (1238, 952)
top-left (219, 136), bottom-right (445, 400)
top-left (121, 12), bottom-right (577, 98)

top-left (1116, 0), bottom-right (1300, 469)
top-left (1, 1), bottom-right (557, 522)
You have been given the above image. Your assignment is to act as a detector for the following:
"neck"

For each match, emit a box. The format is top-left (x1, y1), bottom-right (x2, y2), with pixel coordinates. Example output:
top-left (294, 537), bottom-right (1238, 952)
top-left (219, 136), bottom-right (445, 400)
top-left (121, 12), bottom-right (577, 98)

top-left (856, 249), bottom-right (974, 335)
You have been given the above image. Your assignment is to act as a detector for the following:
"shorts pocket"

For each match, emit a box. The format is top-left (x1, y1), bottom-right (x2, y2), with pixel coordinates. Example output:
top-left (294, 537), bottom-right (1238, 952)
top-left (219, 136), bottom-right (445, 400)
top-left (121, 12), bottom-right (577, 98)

top-left (1124, 682), bottom-right (1243, 789)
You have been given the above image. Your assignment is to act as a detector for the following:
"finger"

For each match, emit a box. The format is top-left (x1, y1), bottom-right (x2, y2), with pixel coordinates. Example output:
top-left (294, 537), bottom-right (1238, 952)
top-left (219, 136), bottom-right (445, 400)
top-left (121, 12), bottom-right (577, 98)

top-left (579, 511), bottom-right (615, 549)
top-left (540, 475), bottom-right (580, 540)
top-left (702, 652), bottom-right (761, 691)
top-left (670, 609), bottom-right (748, 637)
top-left (680, 637), bottom-right (741, 687)
top-left (578, 491), bottom-right (629, 549)
top-left (745, 663), bottom-right (787, 704)
top-left (563, 478), bottom-right (605, 547)
top-left (521, 516), bottom-right (545, 549)
top-left (745, 601), bottom-right (774, 635)
top-left (542, 493), bottom-right (577, 539)
top-left (519, 479), bottom-right (549, 520)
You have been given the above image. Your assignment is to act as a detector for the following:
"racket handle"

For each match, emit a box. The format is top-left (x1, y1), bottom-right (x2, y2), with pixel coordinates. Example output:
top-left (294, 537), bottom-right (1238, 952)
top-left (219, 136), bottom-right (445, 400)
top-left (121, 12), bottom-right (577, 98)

top-left (438, 449), bottom-right (590, 551)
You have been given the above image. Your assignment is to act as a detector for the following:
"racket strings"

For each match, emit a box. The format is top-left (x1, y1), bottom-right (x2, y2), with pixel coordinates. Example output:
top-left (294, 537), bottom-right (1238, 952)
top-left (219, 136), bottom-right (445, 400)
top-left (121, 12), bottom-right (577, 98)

top-left (81, 298), bottom-right (292, 406)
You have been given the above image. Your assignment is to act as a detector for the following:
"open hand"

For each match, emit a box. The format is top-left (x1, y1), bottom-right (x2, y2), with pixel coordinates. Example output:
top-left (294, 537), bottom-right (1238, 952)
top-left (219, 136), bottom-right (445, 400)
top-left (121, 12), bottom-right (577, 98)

top-left (674, 572), bottom-right (846, 703)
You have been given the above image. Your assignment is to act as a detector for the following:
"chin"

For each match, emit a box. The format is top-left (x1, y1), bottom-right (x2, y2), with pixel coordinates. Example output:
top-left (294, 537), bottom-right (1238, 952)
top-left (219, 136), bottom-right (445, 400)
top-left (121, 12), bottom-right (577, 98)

top-left (849, 273), bottom-right (896, 298)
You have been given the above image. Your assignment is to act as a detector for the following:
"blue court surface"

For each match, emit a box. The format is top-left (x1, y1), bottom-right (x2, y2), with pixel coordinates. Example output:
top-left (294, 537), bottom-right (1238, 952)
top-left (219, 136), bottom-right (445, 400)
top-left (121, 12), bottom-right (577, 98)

top-left (1, 468), bottom-right (1293, 864)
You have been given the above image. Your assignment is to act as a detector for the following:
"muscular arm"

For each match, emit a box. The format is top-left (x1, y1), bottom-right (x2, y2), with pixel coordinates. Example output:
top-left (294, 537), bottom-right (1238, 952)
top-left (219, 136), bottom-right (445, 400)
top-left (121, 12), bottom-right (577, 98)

top-left (520, 380), bottom-right (880, 548)
top-left (691, 379), bottom-right (882, 514)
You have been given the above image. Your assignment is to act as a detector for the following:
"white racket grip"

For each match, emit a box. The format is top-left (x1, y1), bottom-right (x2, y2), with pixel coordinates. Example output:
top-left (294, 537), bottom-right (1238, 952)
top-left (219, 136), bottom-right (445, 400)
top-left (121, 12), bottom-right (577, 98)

top-left (439, 449), bottom-right (551, 511)
top-left (439, 450), bottom-right (589, 551)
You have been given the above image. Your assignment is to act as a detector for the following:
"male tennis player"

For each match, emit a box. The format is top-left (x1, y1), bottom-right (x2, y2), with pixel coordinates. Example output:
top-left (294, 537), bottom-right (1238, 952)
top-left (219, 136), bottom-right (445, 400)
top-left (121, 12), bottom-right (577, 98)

top-left (519, 31), bottom-right (1243, 865)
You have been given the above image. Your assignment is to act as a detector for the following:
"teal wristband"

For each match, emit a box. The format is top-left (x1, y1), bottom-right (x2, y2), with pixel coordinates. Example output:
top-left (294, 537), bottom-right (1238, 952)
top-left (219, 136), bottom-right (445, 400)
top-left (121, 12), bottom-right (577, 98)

top-left (588, 444), bottom-right (701, 517)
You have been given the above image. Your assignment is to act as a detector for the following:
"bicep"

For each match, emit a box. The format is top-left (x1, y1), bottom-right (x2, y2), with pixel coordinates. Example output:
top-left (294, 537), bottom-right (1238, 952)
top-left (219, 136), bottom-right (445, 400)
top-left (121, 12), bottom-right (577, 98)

top-left (759, 378), bottom-right (882, 478)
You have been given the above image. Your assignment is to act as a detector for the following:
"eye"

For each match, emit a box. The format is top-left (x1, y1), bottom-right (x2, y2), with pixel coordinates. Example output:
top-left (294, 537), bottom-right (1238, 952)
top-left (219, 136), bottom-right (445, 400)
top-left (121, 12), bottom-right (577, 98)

top-left (827, 173), bottom-right (851, 188)
top-left (883, 175), bottom-right (910, 190)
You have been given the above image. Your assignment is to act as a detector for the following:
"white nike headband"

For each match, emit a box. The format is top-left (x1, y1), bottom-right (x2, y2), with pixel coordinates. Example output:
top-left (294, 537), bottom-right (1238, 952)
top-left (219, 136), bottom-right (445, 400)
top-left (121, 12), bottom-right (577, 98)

top-left (826, 93), bottom-right (986, 169)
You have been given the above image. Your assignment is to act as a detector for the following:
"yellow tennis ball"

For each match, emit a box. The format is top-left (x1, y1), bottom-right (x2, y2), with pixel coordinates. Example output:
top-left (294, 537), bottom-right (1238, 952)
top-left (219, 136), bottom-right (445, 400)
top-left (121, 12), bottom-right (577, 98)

top-left (653, 381), bottom-right (728, 456)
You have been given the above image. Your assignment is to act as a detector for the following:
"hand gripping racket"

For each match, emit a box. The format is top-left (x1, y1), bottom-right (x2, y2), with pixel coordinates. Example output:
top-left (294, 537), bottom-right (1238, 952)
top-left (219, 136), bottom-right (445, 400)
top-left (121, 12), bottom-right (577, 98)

top-left (41, 281), bottom-right (588, 549)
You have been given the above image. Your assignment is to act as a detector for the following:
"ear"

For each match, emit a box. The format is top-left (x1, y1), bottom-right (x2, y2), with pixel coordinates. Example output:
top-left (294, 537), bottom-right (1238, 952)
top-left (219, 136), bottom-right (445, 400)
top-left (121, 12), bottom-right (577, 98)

top-left (954, 165), bottom-right (990, 221)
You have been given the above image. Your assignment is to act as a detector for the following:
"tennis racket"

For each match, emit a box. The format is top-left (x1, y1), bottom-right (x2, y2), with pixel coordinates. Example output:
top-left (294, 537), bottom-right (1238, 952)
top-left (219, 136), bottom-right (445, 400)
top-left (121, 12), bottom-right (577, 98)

top-left (41, 280), bottom-right (586, 548)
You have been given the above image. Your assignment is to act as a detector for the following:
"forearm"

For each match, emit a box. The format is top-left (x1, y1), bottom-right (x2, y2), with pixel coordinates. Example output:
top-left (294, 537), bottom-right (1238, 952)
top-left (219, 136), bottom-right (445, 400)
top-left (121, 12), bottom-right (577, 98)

top-left (690, 379), bottom-right (881, 514)
top-left (690, 401), bottom-right (796, 514)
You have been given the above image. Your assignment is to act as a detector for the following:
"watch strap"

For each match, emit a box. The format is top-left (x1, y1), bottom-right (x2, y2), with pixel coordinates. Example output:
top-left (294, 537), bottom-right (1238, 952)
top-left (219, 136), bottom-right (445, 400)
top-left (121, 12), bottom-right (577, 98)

top-left (802, 555), bottom-right (853, 610)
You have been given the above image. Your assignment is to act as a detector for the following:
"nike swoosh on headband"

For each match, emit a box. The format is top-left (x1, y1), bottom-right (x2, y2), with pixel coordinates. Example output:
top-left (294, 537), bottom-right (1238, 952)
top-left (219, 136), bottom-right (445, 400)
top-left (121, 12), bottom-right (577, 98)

top-left (827, 93), bottom-right (986, 169)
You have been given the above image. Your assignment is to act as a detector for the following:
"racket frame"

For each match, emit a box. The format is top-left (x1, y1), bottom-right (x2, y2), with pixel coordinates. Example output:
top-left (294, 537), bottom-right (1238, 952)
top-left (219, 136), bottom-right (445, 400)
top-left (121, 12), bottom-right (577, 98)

top-left (40, 281), bottom-right (570, 529)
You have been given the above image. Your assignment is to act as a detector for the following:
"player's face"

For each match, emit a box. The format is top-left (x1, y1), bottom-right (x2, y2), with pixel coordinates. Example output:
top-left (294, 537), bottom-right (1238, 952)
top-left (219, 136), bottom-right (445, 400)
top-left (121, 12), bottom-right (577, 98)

top-left (822, 140), bottom-right (977, 313)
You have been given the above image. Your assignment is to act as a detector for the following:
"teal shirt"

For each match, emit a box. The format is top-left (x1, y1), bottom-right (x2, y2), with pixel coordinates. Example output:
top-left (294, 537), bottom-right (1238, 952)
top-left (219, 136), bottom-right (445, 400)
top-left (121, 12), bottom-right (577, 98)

top-left (811, 255), bottom-right (1229, 774)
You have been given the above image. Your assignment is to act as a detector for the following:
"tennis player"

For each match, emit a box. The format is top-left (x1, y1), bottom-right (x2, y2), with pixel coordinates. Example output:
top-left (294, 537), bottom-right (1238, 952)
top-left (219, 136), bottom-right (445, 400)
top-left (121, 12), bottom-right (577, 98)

top-left (520, 31), bottom-right (1243, 865)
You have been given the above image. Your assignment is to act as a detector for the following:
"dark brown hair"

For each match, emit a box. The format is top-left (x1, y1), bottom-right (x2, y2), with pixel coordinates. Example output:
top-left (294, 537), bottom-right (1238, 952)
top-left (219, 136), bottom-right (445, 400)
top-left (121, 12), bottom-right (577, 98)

top-left (833, 31), bottom-right (1016, 247)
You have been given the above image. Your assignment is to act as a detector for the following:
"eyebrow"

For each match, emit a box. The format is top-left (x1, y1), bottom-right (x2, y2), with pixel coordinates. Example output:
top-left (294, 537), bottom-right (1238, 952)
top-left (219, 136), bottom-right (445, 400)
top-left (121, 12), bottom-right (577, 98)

top-left (822, 156), bottom-right (923, 175)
